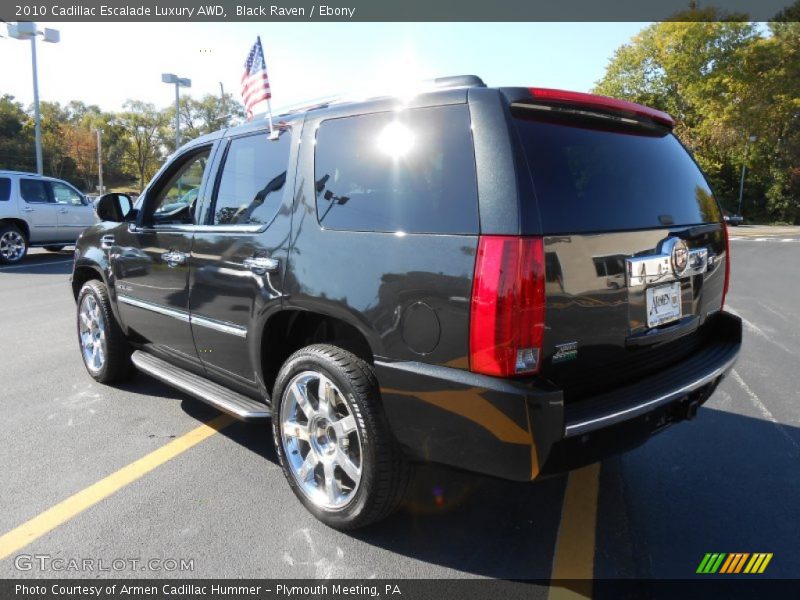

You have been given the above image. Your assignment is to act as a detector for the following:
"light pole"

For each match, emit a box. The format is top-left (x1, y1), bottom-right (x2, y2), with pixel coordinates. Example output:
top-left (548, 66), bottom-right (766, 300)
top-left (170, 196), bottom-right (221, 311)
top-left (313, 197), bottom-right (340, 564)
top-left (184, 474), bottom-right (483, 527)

top-left (161, 73), bottom-right (191, 151)
top-left (737, 134), bottom-right (757, 215)
top-left (95, 129), bottom-right (104, 193)
top-left (7, 22), bottom-right (60, 175)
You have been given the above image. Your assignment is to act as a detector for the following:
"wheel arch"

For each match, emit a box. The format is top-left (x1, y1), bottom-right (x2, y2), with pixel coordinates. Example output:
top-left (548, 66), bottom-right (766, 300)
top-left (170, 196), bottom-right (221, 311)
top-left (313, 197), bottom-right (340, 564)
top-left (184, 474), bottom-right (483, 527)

top-left (0, 218), bottom-right (31, 241)
top-left (260, 309), bottom-right (375, 395)
top-left (72, 263), bottom-right (106, 301)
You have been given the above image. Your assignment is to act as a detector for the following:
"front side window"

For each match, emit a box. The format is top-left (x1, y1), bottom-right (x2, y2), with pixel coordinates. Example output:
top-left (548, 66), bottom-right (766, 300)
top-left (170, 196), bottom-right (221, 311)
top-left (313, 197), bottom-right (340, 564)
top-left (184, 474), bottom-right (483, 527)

top-left (50, 182), bottom-right (84, 206)
top-left (20, 179), bottom-right (50, 204)
top-left (313, 104), bottom-right (478, 234)
top-left (147, 149), bottom-right (210, 225)
top-left (212, 131), bottom-right (291, 227)
top-left (0, 178), bottom-right (10, 201)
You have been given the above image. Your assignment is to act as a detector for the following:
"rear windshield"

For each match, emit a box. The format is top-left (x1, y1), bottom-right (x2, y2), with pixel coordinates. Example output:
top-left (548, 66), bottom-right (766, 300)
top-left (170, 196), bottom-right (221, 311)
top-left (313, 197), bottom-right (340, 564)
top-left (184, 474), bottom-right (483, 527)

top-left (513, 113), bottom-right (721, 233)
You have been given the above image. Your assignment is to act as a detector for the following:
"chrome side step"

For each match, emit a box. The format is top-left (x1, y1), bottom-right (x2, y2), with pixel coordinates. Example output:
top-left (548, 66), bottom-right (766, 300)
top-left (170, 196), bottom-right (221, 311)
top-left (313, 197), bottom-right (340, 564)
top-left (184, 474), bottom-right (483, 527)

top-left (131, 350), bottom-right (270, 421)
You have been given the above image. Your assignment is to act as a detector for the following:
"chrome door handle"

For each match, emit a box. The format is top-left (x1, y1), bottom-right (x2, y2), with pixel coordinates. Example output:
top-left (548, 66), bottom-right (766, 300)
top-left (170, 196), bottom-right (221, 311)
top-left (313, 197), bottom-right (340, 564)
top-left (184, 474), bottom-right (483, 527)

top-left (22, 207), bottom-right (34, 212)
top-left (243, 256), bottom-right (279, 275)
top-left (161, 250), bottom-right (187, 267)
top-left (58, 208), bottom-right (69, 214)
top-left (100, 235), bottom-right (115, 250)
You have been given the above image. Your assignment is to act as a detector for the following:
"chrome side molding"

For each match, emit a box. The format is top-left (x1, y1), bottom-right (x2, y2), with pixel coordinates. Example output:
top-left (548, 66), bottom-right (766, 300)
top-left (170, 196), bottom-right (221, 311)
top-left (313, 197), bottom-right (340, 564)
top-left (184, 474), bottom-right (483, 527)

top-left (191, 314), bottom-right (248, 338)
top-left (117, 294), bottom-right (247, 338)
top-left (118, 294), bottom-right (190, 323)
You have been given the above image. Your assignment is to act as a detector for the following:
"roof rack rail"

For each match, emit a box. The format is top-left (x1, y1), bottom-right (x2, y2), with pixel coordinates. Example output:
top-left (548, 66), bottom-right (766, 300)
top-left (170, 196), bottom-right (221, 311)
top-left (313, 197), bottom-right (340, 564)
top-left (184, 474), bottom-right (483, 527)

top-left (427, 75), bottom-right (486, 89)
top-left (264, 75), bottom-right (486, 119)
top-left (0, 170), bottom-right (41, 177)
top-left (274, 94), bottom-right (344, 117)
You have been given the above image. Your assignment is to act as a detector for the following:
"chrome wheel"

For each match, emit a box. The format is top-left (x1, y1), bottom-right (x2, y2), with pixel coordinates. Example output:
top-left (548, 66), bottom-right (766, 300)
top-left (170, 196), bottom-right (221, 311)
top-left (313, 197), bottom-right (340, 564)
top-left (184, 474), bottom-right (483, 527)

top-left (0, 230), bottom-right (26, 262)
top-left (79, 294), bottom-right (106, 373)
top-left (280, 370), bottom-right (362, 510)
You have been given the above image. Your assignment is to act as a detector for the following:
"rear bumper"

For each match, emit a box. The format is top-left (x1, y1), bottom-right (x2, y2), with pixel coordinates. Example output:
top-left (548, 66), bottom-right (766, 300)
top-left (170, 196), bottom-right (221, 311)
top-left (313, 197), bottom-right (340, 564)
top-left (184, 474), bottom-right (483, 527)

top-left (375, 311), bottom-right (741, 481)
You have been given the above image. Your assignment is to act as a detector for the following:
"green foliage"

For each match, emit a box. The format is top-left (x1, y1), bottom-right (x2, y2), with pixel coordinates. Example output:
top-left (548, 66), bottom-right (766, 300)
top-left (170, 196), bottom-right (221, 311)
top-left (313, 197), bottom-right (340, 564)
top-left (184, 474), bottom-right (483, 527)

top-left (0, 95), bottom-right (33, 172)
top-left (595, 8), bottom-right (800, 223)
top-left (169, 93), bottom-right (247, 146)
top-left (0, 92), bottom-right (246, 192)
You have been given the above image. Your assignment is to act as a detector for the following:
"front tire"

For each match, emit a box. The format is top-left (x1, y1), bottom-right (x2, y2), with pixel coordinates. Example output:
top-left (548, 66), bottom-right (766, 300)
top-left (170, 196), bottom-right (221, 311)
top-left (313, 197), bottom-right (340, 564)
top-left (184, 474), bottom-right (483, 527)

top-left (272, 344), bottom-right (410, 530)
top-left (0, 224), bottom-right (28, 264)
top-left (77, 280), bottom-right (135, 383)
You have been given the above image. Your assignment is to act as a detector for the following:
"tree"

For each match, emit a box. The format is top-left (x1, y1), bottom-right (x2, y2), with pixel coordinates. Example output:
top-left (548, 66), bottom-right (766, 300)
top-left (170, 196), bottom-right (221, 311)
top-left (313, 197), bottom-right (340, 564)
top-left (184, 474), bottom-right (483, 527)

top-left (594, 10), bottom-right (799, 222)
top-left (117, 100), bottom-right (167, 191)
top-left (63, 126), bottom-right (99, 191)
top-left (162, 93), bottom-right (246, 146)
top-left (0, 95), bottom-right (34, 172)
top-left (36, 102), bottom-right (74, 180)
top-left (758, 19), bottom-right (800, 222)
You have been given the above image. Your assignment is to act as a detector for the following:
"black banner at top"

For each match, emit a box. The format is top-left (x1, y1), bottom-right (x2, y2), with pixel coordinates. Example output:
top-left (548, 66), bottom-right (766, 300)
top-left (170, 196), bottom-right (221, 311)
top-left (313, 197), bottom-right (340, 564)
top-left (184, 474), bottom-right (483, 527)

top-left (1, 0), bottom-right (798, 22)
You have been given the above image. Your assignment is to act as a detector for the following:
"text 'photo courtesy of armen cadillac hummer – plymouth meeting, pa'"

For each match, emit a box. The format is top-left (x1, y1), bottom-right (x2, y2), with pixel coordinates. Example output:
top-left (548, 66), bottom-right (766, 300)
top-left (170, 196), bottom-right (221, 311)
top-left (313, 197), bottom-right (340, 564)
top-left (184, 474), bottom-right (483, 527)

top-left (0, 0), bottom-right (799, 597)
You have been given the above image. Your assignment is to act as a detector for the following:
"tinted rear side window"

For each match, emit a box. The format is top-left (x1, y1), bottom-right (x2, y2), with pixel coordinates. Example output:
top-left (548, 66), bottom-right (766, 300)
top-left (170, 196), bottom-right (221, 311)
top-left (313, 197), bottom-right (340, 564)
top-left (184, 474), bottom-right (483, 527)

top-left (213, 131), bottom-right (291, 227)
top-left (0, 178), bottom-right (10, 201)
top-left (514, 114), bottom-right (721, 233)
top-left (314, 104), bottom-right (478, 234)
top-left (20, 178), bottom-right (50, 203)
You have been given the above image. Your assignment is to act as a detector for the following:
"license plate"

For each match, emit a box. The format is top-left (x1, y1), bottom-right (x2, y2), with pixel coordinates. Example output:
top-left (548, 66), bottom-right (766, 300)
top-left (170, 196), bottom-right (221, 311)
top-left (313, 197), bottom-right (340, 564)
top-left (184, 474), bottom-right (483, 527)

top-left (646, 282), bottom-right (681, 328)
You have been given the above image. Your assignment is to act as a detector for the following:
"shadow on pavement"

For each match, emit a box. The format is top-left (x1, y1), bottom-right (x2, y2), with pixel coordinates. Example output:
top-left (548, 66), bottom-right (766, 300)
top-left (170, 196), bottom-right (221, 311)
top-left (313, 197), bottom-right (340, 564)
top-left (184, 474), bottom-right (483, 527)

top-left (351, 465), bottom-right (567, 579)
top-left (596, 405), bottom-right (800, 580)
top-left (211, 390), bottom-right (568, 579)
top-left (0, 251), bottom-right (74, 274)
top-left (116, 372), bottom-right (201, 404)
top-left (128, 362), bottom-right (800, 579)
top-left (212, 396), bottom-right (800, 579)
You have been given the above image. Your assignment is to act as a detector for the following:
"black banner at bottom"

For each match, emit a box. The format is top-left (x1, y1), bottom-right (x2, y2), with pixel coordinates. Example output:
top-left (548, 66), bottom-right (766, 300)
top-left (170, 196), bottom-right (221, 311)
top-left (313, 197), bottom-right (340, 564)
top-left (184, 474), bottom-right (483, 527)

top-left (4, 579), bottom-right (800, 600)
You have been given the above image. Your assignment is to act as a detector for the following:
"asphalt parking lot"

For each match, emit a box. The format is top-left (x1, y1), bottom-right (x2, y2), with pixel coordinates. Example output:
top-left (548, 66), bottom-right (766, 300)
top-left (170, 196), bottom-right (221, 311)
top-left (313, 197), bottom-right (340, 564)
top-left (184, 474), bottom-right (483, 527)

top-left (0, 226), bottom-right (798, 583)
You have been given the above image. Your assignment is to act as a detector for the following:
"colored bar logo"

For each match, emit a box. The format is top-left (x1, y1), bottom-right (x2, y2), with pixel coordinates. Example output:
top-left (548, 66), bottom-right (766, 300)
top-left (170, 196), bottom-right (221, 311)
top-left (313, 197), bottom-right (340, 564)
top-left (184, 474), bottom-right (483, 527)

top-left (697, 553), bottom-right (773, 574)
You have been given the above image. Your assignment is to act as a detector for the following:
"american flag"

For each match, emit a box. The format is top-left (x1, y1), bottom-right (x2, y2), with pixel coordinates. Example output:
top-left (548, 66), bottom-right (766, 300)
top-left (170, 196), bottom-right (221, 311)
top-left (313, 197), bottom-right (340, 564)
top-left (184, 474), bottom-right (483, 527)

top-left (241, 36), bottom-right (271, 118)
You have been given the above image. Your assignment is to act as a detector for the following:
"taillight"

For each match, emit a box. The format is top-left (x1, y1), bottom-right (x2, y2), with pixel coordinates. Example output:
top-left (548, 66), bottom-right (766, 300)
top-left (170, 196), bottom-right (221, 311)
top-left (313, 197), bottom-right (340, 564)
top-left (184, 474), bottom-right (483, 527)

top-left (722, 222), bottom-right (731, 309)
top-left (469, 236), bottom-right (546, 377)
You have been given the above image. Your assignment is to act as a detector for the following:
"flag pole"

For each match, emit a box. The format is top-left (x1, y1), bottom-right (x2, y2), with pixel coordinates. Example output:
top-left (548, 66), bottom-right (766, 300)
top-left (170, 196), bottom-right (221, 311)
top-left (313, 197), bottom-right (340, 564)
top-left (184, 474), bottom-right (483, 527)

top-left (259, 34), bottom-right (276, 140)
top-left (266, 98), bottom-right (276, 139)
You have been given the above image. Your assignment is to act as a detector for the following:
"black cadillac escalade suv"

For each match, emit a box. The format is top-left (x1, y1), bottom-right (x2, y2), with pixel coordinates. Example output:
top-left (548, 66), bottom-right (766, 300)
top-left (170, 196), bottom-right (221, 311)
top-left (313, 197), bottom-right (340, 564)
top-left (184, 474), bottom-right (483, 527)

top-left (71, 76), bottom-right (742, 529)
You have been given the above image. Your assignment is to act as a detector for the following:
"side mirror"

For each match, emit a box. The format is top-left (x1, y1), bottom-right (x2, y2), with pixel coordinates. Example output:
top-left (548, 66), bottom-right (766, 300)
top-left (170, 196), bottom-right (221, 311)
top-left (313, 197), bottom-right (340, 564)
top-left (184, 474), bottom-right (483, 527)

top-left (95, 193), bottom-right (133, 222)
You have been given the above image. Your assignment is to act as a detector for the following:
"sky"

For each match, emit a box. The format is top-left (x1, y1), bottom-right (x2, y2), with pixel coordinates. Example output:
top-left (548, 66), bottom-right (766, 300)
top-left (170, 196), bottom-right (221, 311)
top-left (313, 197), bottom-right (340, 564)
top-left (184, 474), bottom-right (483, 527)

top-left (0, 22), bottom-right (649, 114)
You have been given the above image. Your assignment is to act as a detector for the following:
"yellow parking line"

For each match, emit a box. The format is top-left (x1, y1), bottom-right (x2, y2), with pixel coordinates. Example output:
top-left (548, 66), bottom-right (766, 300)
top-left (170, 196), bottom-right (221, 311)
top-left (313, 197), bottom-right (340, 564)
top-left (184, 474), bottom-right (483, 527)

top-left (548, 462), bottom-right (601, 600)
top-left (0, 414), bottom-right (234, 561)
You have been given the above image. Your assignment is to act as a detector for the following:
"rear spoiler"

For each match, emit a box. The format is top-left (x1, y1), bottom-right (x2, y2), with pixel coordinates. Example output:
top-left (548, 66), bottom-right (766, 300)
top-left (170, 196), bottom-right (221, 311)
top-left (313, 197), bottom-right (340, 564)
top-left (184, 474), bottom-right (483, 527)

top-left (500, 87), bottom-right (675, 129)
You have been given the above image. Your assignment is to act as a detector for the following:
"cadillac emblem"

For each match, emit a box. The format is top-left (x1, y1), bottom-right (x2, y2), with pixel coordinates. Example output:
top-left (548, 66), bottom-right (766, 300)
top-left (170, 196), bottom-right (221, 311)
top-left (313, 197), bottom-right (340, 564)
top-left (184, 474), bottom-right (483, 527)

top-left (670, 238), bottom-right (689, 277)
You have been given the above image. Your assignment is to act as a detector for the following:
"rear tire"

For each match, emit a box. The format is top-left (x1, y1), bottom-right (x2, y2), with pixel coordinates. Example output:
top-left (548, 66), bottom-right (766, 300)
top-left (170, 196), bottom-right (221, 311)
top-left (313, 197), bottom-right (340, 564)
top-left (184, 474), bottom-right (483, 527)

top-left (0, 224), bottom-right (28, 264)
top-left (44, 245), bottom-right (66, 252)
top-left (77, 280), bottom-right (136, 384)
top-left (272, 344), bottom-right (410, 530)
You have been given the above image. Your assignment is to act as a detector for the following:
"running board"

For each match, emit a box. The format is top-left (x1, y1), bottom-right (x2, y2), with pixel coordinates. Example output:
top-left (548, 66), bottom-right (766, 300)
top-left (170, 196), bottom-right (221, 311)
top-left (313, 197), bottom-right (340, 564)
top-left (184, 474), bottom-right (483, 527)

top-left (131, 351), bottom-right (270, 421)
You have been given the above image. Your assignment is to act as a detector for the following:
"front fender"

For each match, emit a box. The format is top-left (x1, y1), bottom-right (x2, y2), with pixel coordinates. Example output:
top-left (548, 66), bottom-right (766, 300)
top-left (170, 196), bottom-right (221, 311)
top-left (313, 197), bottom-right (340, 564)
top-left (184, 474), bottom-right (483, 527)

top-left (72, 224), bottom-right (125, 328)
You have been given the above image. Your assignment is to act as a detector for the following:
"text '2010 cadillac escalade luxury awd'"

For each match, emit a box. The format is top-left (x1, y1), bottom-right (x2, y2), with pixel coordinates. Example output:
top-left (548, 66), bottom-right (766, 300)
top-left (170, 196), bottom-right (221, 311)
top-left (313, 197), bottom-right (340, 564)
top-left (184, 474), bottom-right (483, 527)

top-left (71, 76), bottom-right (742, 529)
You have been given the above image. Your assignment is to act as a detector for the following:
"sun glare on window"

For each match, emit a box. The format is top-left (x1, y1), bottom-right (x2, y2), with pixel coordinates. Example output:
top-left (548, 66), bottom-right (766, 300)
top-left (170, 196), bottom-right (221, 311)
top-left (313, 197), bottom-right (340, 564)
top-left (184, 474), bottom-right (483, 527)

top-left (376, 122), bottom-right (415, 159)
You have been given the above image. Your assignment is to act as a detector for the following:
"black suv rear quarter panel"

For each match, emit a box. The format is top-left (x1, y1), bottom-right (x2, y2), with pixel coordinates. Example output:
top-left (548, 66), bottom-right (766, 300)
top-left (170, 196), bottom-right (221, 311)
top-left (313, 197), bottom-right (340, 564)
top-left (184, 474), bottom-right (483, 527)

top-left (282, 93), bottom-right (558, 479)
top-left (285, 92), bottom-right (478, 367)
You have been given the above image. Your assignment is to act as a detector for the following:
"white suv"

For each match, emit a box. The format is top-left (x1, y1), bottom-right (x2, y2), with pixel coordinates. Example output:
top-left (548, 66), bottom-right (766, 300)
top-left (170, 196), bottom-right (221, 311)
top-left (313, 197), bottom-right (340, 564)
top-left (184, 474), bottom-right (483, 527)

top-left (0, 171), bottom-right (97, 264)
